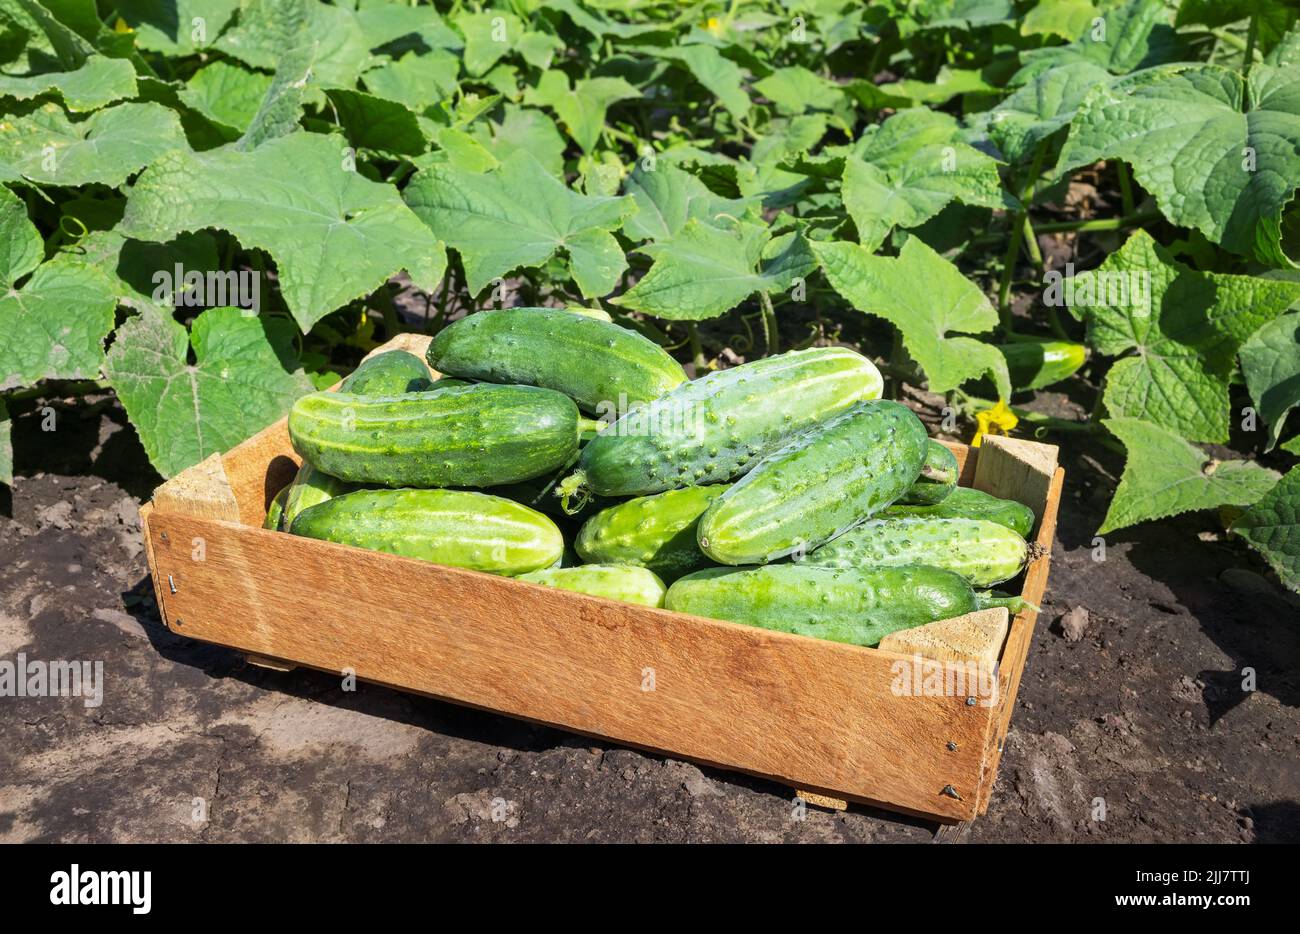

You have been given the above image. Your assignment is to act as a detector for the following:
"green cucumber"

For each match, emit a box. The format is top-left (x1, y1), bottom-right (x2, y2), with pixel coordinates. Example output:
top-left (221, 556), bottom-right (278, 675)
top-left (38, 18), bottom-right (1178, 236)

top-left (289, 488), bottom-right (563, 575)
top-left (518, 564), bottom-right (667, 607)
top-left (575, 485), bottom-right (728, 580)
top-left (899, 440), bottom-right (958, 506)
top-left (264, 484), bottom-right (289, 530)
top-left (288, 383), bottom-right (580, 488)
top-left (805, 516), bottom-right (1030, 587)
top-left (996, 340), bottom-right (1087, 392)
top-left (339, 349), bottom-right (435, 394)
top-left (427, 307), bottom-right (686, 413)
top-left (280, 461), bottom-right (355, 531)
top-left (665, 564), bottom-right (979, 647)
top-left (697, 400), bottom-right (927, 565)
top-left (563, 346), bottom-right (883, 502)
top-left (883, 486), bottom-right (1036, 538)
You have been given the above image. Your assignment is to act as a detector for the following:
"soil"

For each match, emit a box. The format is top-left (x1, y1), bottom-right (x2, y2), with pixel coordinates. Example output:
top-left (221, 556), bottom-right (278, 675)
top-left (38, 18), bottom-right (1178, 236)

top-left (2, 395), bottom-right (1298, 844)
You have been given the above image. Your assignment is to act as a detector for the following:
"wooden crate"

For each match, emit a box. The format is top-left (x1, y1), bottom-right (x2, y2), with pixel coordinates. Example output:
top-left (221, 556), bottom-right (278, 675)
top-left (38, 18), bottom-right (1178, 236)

top-left (140, 335), bottom-right (1063, 824)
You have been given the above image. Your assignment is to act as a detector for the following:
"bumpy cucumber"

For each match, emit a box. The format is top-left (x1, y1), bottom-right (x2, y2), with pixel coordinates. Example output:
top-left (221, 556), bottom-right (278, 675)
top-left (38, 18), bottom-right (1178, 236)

top-left (997, 340), bottom-right (1086, 391)
top-left (428, 307), bottom-right (686, 413)
top-left (665, 564), bottom-right (978, 647)
top-left (288, 383), bottom-right (580, 488)
top-left (279, 461), bottom-right (354, 531)
top-left (899, 440), bottom-right (958, 505)
top-left (575, 485), bottom-right (728, 580)
top-left (805, 516), bottom-right (1030, 586)
top-left (289, 489), bottom-right (563, 575)
top-left (564, 347), bottom-right (883, 501)
top-left (697, 400), bottom-right (927, 564)
top-left (518, 564), bottom-right (667, 607)
top-left (883, 486), bottom-right (1036, 538)
top-left (264, 484), bottom-right (289, 530)
top-left (339, 349), bottom-right (435, 394)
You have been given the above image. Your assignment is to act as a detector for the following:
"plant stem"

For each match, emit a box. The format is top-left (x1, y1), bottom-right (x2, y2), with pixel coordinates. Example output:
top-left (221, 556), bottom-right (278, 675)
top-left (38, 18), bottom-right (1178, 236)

top-left (997, 141), bottom-right (1050, 330)
top-left (969, 210), bottom-right (1160, 247)
top-left (374, 283), bottom-right (403, 337)
top-left (1243, 16), bottom-right (1258, 80)
top-left (687, 323), bottom-right (706, 371)
top-left (1116, 161), bottom-right (1135, 217)
top-left (759, 291), bottom-right (779, 354)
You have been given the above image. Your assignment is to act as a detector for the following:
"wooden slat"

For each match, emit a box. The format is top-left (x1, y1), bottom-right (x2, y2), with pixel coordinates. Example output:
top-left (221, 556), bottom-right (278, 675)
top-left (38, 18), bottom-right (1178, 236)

top-left (973, 435), bottom-right (1058, 527)
top-left (878, 607), bottom-right (1009, 668)
top-left (142, 512), bottom-right (995, 821)
top-left (151, 453), bottom-right (240, 522)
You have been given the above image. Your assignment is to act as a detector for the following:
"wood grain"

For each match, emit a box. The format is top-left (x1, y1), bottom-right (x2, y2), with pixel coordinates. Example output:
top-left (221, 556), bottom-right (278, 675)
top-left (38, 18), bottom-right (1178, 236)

top-left (877, 607), bottom-right (1009, 667)
top-left (973, 435), bottom-right (1058, 528)
top-left (151, 453), bottom-right (240, 523)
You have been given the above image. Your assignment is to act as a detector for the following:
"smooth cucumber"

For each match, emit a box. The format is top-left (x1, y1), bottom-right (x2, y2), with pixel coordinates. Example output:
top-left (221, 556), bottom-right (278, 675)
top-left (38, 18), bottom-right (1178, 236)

top-left (518, 564), bottom-right (667, 607)
top-left (289, 489), bottom-right (563, 575)
top-left (575, 485), bottom-right (728, 580)
top-left (665, 564), bottom-right (979, 647)
top-left (288, 383), bottom-right (580, 488)
top-left (264, 484), bottom-right (289, 530)
top-left (565, 346), bottom-right (883, 500)
top-left (899, 440), bottom-right (958, 505)
top-left (339, 349), bottom-right (435, 394)
top-left (996, 340), bottom-right (1087, 391)
top-left (805, 516), bottom-right (1030, 586)
top-left (279, 461), bottom-right (354, 530)
top-left (697, 400), bottom-right (927, 565)
top-left (428, 307), bottom-right (686, 413)
top-left (883, 486), bottom-right (1036, 538)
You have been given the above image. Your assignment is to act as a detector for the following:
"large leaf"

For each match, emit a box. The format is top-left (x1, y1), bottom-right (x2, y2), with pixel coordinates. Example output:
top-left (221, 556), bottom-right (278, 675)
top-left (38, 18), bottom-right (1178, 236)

top-left (525, 71), bottom-right (640, 154)
top-left (621, 163), bottom-right (756, 243)
top-left (1233, 466), bottom-right (1300, 593)
top-left (1100, 417), bottom-right (1281, 534)
top-left (1059, 62), bottom-right (1300, 266)
top-left (466, 104), bottom-right (567, 177)
top-left (1066, 230), bottom-right (1300, 442)
top-left (0, 102), bottom-right (187, 187)
top-left (361, 50), bottom-right (460, 111)
top-left (843, 108), bottom-right (1006, 250)
top-left (104, 307), bottom-right (314, 478)
top-left (753, 66), bottom-right (844, 115)
top-left (324, 88), bottom-right (429, 157)
top-left (453, 10), bottom-right (522, 77)
top-left (813, 236), bottom-right (1011, 398)
top-left (1240, 312), bottom-right (1300, 450)
top-left (985, 60), bottom-right (1111, 162)
top-left (179, 61), bottom-right (273, 136)
top-left (216, 0), bottom-right (374, 88)
top-left (1177, 1), bottom-right (1300, 56)
top-left (0, 257), bottom-right (117, 392)
top-left (612, 220), bottom-right (815, 321)
top-left (404, 150), bottom-right (635, 297)
top-left (1015, 0), bottom-right (1179, 82)
top-left (0, 183), bottom-right (41, 287)
top-left (71, 227), bottom-right (220, 311)
top-left (656, 44), bottom-right (751, 120)
top-left (0, 55), bottom-right (136, 112)
top-left (113, 0), bottom-right (240, 54)
top-left (122, 132), bottom-right (446, 333)
top-left (234, 41), bottom-right (314, 150)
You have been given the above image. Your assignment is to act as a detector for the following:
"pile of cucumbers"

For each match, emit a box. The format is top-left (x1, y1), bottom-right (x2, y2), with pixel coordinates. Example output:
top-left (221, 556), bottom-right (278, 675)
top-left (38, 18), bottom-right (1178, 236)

top-left (272, 307), bottom-right (1037, 647)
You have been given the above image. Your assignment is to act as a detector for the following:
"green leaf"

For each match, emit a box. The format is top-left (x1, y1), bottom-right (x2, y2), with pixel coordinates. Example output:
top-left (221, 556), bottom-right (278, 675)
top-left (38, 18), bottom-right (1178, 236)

top-left (404, 150), bottom-right (635, 298)
top-left (814, 236), bottom-right (1011, 398)
top-left (907, 0), bottom-right (1015, 31)
top-left (1065, 230), bottom-right (1300, 442)
top-left (104, 306), bottom-right (314, 478)
top-left (325, 88), bottom-right (429, 157)
top-left (179, 61), bottom-right (274, 136)
top-left (1232, 466), bottom-right (1300, 592)
top-left (0, 102), bottom-right (187, 187)
top-left (1283, 435), bottom-right (1300, 455)
top-left (0, 398), bottom-right (11, 486)
top-left (843, 108), bottom-right (1006, 250)
top-left (0, 55), bottom-right (136, 112)
top-left (876, 67), bottom-right (997, 107)
top-left (1241, 312), bottom-right (1300, 450)
top-left (235, 41), bottom-right (314, 150)
top-left (612, 220), bottom-right (815, 321)
top-left (361, 50), bottom-right (460, 111)
top-left (656, 45), bottom-right (751, 120)
top-left (122, 132), bottom-right (446, 333)
top-left (215, 0), bottom-right (374, 88)
top-left (753, 66), bottom-right (844, 115)
top-left (1021, 0), bottom-right (1107, 40)
top-left (0, 183), bottom-right (41, 287)
top-left (1059, 62), bottom-right (1300, 266)
top-left (621, 162), bottom-right (755, 242)
top-left (985, 60), bottom-right (1111, 162)
top-left (454, 10), bottom-right (522, 77)
top-left (0, 257), bottom-right (117, 392)
top-left (466, 104), bottom-right (566, 177)
top-left (1100, 417), bottom-right (1281, 534)
top-left (1177, 1), bottom-right (1300, 56)
top-left (1015, 0), bottom-right (1179, 82)
top-left (70, 227), bottom-right (219, 311)
top-left (114, 0), bottom-right (239, 55)
top-left (525, 71), bottom-right (640, 153)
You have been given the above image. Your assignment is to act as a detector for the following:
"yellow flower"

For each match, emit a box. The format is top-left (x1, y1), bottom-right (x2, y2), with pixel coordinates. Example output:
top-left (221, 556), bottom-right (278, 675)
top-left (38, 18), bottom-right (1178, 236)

top-left (705, 16), bottom-right (722, 35)
top-left (114, 17), bottom-right (134, 33)
top-left (971, 400), bottom-right (1018, 448)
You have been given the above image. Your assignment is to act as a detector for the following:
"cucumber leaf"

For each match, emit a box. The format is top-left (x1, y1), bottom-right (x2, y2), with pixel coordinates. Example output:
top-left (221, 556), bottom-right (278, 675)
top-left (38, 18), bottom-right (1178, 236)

top-left (113, 0), bottom-right (239, 55)
top-left (0, 184), bottom-right (41, 287)
top-left (621, 163), bottom-right (756, 243)
top-left (525, 72), bottom-right (641, 154)
top-left (1015, 0), bottom-right (1179, 82)
top-left (104, 307), bottom-right (314, 478)
top-left (1240, 312), bottom-right (1300, 450)
top-left (655, 44), bottom-right (751, 120)
top-left (1100, 417), bottom-right (1281, 534)
top-left (1232, 466), bottom-right (1300, 593)
top-left (122, 132), bottom-right (446, 333)
top-left (0, 55), bottom-right (136, 112)
top-left (179, 61), bottom-right (273, 136)
top-left (814, 236), bottom-right (1012, 399)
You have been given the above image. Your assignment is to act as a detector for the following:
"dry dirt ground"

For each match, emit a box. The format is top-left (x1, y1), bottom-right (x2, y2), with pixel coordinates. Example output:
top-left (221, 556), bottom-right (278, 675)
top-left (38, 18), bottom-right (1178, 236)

top-left (2, 396), bottom-right (1297, 843)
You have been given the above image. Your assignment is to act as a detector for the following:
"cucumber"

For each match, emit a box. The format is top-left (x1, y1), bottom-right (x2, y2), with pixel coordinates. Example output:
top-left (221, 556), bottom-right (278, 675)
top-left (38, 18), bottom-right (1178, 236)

top-left (288, 383), bottom-right (581, 488)
top-left (280, 461), bottom-right (355, 531)
top-left (899, 440), bottom-right (958, 506)
top-left (289, 488), bottom-right (563, 575)
top-left (518, 564), bottom-right (667, 607)
top-left (804, 516), bottom-right (1030, 587)
top-left (575, 485), bottom-right (728, 580)
top-left (697, 400), bottom-right (927, 565)
top-left (427, 307), bottom-right (686, 413)
top-left (339, 349), bottom-right (435, 394)
top-left (665, 564), bottom-right (979, 647)
top-left (996, 340), bottom-right (1086, 392)
top-left (264, 484), bottom-right (289, 530)
top-left (883, 485), bottom-right (1036, 538)
top-left (563, 347), bottom-right (883, 501)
